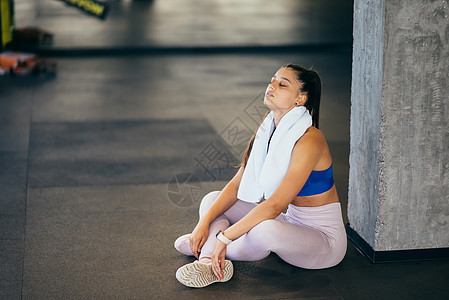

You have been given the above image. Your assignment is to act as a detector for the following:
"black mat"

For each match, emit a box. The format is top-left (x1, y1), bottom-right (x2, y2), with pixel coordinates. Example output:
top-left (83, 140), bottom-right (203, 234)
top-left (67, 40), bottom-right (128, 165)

top-left (29, 119), bottom-right (239, 188)
top-left (0, 240), bottom-right (24, 300)
top-left (0, 151), bottom-right (27, 239)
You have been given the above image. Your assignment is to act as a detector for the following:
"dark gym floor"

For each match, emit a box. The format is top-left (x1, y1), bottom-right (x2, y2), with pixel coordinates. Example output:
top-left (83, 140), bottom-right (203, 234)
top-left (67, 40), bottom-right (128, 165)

top-left (1, 0), bottom-right (449, 299)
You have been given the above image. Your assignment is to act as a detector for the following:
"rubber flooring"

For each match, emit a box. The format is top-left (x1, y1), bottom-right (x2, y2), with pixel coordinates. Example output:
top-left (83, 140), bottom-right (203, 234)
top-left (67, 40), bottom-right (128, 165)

top-left (1, 0), bottom-right (449, 299)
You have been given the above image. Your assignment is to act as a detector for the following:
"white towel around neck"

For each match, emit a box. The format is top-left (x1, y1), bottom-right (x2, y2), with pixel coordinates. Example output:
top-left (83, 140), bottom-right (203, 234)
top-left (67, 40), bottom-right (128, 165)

top-left (237, 106), bottom-right (312, 202)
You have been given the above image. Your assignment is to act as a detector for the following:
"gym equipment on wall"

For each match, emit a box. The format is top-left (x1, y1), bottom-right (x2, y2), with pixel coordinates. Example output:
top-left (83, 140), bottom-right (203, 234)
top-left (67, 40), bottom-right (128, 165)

top-left (0, 0), bottom-right (14, 51)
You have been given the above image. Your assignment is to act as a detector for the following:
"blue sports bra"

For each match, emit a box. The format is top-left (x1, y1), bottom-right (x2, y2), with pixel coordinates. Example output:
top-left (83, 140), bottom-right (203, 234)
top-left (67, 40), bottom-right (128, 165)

top-left (297, 164), bottom-right (334, 197)
top-left (266, 129), bottom-right (334, 197)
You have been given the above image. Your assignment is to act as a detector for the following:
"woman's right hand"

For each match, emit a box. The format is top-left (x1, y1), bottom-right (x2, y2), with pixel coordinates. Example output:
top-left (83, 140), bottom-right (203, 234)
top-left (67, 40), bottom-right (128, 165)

top-left (189, 220), bottom-right (210, 259)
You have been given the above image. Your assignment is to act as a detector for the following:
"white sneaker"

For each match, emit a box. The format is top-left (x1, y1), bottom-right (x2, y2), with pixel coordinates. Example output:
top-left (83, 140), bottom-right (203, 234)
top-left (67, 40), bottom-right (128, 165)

top-left (175, 260), bottom-right (234, 288)
top-left (174, 234), bottom-right (194, 256)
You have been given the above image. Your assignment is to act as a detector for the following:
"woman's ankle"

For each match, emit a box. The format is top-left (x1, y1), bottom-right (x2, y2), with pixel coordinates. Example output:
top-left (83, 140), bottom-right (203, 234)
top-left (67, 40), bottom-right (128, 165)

top-left (199, 257), bottom-right (212, 264)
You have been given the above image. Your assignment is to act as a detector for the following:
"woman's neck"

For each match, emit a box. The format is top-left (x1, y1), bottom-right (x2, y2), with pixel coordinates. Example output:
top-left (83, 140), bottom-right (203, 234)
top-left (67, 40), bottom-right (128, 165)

top-left (272, 108), bottom-right (293, 127)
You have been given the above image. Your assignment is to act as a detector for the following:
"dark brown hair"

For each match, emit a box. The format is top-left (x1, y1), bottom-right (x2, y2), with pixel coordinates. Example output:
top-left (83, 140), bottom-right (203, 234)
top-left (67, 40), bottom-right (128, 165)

top-left (239, 64), bottom-right (322, 168)
top-left (282, 63), bottom-right (321, 128)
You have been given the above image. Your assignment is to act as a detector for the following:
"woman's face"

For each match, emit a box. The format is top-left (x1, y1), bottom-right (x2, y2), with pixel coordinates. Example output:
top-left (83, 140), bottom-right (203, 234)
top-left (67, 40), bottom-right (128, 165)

top-left (263, 68), bottom-right (306, 111)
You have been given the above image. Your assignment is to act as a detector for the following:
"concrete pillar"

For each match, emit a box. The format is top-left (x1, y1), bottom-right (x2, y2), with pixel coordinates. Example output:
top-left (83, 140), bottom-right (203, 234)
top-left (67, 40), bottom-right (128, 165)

top-left (348, 0), bottom-right (449, 261)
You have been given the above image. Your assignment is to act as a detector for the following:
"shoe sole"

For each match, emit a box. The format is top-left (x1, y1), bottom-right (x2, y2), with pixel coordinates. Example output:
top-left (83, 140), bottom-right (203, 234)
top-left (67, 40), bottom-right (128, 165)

top-left (176, 260), bottom-right (233, 288)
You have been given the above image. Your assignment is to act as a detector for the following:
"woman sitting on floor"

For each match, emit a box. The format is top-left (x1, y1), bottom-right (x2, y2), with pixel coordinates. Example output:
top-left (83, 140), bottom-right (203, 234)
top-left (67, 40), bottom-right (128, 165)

top-left (174, 63), bottom-right (347, 288)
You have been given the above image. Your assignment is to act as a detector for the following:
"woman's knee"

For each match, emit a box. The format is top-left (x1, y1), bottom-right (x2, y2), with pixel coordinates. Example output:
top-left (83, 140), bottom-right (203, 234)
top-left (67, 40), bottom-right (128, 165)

top-left (199, 191), bottom-right (221, 216)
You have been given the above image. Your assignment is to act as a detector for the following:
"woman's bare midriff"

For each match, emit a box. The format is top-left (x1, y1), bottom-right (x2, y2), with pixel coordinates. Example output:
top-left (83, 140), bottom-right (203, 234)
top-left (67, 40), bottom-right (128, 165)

top-left (291, 185), bottom-right (339, 207)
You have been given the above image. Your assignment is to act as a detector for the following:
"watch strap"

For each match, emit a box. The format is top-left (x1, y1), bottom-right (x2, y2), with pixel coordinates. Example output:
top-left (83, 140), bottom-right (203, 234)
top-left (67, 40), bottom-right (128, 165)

top-left (216, 230), bottom-right (232, 245)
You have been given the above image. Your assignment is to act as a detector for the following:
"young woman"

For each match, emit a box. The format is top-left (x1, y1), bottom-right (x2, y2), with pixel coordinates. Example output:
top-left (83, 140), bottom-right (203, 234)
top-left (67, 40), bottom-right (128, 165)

top-left (174, 64), bottom-right (347, 288)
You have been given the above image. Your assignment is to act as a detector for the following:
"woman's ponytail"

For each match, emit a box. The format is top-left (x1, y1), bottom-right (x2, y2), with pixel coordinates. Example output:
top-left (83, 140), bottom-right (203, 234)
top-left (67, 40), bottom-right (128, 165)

top-left (283, 64), bottom-right (321, 128)
top-left (305, 69), bottom-right (321, 129)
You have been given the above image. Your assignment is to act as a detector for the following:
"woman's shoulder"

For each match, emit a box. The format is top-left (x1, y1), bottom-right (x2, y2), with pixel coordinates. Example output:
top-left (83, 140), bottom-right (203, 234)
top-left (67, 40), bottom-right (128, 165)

top-left (291, 126), bottom-right (331, 168)
top-left (297, 126), bottom-right (326, 147)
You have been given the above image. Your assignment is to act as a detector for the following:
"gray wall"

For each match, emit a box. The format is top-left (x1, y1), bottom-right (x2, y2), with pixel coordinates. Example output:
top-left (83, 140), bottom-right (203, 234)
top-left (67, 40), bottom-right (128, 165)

top-left (349, 0), bottom-right (449, 251)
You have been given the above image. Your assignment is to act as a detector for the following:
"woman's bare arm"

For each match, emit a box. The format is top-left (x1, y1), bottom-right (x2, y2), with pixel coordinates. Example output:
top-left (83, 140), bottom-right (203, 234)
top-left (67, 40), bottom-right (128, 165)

top-left (199, 166), bottom-right (244, 225)
top-left (189, 166), bottom-right (244, 257)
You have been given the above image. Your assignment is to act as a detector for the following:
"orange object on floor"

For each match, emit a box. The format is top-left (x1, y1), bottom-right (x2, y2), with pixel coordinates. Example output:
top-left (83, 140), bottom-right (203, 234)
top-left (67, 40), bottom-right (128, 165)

top-left (0, 51), bottom-right (56, 76)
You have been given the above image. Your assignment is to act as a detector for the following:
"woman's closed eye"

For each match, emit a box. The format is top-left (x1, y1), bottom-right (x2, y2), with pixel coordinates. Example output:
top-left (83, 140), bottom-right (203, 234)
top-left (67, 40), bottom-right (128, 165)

top-left (270, 77), bottom-right (288, 87)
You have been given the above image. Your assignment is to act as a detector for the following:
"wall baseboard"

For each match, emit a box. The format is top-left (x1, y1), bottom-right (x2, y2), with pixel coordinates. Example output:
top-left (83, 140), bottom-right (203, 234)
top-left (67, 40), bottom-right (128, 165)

top-left (346, 224), bottom-right (449, 263)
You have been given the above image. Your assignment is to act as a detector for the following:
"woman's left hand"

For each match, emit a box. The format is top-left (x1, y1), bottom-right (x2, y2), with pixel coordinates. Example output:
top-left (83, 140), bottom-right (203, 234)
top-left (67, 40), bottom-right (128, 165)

top-left (211, 240), bottom-right (227, 280)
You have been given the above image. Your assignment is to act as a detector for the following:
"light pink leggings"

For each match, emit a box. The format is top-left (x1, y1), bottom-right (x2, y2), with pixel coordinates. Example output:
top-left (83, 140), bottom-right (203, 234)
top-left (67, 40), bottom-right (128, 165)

top-left (199, 191), bottom-right (347, 269)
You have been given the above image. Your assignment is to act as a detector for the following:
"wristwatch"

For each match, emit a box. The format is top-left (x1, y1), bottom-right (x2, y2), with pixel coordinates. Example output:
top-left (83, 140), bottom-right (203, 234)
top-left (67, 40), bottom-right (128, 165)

top-left (216, 230), bottom-right (232, 245)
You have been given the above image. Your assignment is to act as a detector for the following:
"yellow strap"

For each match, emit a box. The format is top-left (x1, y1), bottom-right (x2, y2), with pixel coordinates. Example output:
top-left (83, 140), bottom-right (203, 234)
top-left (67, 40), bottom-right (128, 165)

top-left (1, 0), bottom-right (14, 48)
